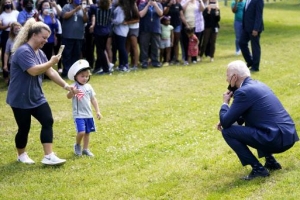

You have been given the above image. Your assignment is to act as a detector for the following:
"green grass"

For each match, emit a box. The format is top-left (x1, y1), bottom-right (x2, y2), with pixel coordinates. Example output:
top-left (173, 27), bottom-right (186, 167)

top-left (1, 0), bottom-right (300, 199)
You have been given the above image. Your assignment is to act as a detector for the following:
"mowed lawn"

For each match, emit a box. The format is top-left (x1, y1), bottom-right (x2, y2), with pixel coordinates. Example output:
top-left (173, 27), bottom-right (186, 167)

top-left (0, 1), bottom-right (300, 199)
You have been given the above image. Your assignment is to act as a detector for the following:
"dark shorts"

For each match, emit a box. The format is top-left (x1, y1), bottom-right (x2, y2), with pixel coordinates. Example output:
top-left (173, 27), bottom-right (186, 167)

top-left (128, 28), bottom-right (139, 37)
top-left (74, 118), bottom-right (96, 134)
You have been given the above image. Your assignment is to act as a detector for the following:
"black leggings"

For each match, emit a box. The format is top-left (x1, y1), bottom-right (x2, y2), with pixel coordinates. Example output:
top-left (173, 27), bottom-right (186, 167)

top-left (12, 103), bottom-right (54, 149)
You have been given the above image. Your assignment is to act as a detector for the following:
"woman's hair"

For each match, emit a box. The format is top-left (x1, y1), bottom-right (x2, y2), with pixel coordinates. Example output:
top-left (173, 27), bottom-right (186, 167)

top-left (37, 0), bottom-right (51, 12)
top-left (99, 0), bottom-right (111, 10)
top-left (9, 22), bottom-right (22, 39)
top-left (119, 0), bottom-right (140, 21)
top-left (0, 0), bottom-right (16, 13)
top-left (12, 18), bottom-right (51, 52)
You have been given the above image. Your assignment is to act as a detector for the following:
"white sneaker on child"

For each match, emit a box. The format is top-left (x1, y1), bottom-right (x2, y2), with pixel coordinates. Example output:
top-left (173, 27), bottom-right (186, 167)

top-left (41, 152), bottom-right (66, 165)
top-left (18, 152), bottom-right (35, 164)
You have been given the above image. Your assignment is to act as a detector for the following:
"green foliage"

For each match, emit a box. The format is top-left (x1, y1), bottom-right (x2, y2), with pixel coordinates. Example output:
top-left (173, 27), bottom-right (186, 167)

top-left (0, 0), bottom-right (300, 199)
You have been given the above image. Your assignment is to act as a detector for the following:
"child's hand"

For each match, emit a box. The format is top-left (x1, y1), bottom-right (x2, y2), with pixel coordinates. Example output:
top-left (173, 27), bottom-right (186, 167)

top-left (96, 112), bottom-right (102, 120)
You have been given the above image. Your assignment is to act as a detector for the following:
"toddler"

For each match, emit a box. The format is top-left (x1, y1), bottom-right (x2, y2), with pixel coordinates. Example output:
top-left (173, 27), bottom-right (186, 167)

top-left (186, 28), bottom-right (199, 65)
top-left (67, 59), bottom-right (102, 157)
top-left (160, 16), bottom-right (174, 66)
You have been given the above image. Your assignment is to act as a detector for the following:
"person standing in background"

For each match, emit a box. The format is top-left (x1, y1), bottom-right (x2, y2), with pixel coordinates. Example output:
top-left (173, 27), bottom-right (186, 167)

top-left (138, 0), bottom-right (163, 69)
top-left (163, 0), bottom-right (188, 65)
top-left (3, 22), bottom-right (21, 85)
top-left (231, 0), bottom-right (245, 56)
top-left (239, 0), bottom-right (264, 72)
top-left (37, 0), bottom-right (58, 61)
top-left (199, 0), bottom-right (220, 62)
top-left (61, 0), bottom-right (88, 77)
top-left (0, 0), bottom-right (19, 83)
top-left (17, 0), bottom-right (38, 25)
top-left (89, 0), bottom-right (113, 74)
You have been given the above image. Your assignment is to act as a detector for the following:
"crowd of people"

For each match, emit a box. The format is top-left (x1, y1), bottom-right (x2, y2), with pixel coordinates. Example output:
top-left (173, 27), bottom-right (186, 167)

top-left (0, 0), bottom-right (223, 83)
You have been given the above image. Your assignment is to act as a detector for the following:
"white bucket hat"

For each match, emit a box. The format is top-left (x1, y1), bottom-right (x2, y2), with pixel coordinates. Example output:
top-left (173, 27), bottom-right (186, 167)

top-left (68, 59), bottom-right (91, 81)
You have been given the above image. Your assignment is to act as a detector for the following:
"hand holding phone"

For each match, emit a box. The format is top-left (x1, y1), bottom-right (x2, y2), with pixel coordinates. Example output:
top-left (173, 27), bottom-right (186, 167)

top-left (57, 45), bottom-right (65, 55)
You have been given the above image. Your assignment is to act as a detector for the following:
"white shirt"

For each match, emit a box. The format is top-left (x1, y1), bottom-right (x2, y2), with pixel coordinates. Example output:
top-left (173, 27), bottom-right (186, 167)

top-left (245, 0), bottom-right (252, 9)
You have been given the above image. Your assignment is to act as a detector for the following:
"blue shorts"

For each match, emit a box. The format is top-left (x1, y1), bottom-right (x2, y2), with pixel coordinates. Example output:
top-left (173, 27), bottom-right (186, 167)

top-left (74, 118), bottom-right (96, 134)
top-left (173, 25), bottom-right (181, 33)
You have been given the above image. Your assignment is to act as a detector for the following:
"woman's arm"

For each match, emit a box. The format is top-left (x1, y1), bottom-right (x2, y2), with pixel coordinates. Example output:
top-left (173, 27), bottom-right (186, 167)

top-left (45, 67), bottom-right (73, 92)
top-left (26, 54), bottom-right (60, 76)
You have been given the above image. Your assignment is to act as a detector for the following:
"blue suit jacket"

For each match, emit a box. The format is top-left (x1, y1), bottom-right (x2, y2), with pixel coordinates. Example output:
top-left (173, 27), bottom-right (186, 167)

top-left (220, 77), bottom-right (298, 147)
top-left (242, 0), bottom-right (264, 33)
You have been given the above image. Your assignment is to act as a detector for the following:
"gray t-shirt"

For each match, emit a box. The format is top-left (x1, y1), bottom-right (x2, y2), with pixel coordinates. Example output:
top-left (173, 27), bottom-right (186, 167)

top-left (61, 4), bottom-right (85, 39)
top-left (71, 82), bottom-right (96, 118)
top-left (6, 43), bottom-right (47, 109)
top-left (5, 38), bottom-right (14, 64)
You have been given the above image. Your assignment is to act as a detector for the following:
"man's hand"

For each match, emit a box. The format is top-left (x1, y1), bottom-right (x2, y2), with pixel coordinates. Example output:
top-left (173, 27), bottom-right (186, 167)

top-left (216, 122), bottom-right (223, 131)
top-left (223, 91), bottom-right (233, 105)
top-left (252, 30), bottom-right (258, 37)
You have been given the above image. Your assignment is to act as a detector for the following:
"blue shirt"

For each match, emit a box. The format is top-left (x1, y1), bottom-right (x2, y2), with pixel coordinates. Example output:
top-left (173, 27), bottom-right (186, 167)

top-left (231, 0), bottom-right (245, 22)
top-left (61, 4), bottom-right (85, 39)
top-left (41, 15), bottom-right (58, 43)
top-left (17, 9), bottom-right (36, 25)
top-left (138, 3), bottom-right (163, 34)
top-left (7, 44), bottom-right (48, 109)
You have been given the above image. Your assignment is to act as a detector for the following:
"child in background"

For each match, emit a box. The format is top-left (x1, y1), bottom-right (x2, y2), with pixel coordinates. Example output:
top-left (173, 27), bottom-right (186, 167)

top-left (160, 16), bottom-right (173, 67)
top-left (186, 28), bottom-right (199, 65)
top-left (67, 59), bottom-right (102, 157)
top-left (3, 22), bottom-right (22, 85)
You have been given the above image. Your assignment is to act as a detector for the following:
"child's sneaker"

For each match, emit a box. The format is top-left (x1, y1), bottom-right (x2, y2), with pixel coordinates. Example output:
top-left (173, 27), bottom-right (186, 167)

top-left (74, 144), bottom-right (82, 156)
top-left (82, 149), bottom-right (94, 157)
top-left (41, 152), bottom-right (66, 165)
top-left (17, 152), bottom-right (35, 164)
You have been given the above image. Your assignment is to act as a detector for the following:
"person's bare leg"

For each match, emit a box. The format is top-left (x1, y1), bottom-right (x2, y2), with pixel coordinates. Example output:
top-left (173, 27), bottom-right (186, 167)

top-left (76, 132), bottom-right (85, 145)
top-left (42, 143), bottom-right (53, 155)
top-left (83, 134), bottom-right (90, 150)
top-left (17, 148), bottom-right (26, 156)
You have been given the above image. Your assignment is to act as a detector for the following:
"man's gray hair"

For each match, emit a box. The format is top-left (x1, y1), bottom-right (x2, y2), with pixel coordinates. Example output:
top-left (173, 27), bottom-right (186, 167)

top-left (227, 60), bottom-right (251, 78)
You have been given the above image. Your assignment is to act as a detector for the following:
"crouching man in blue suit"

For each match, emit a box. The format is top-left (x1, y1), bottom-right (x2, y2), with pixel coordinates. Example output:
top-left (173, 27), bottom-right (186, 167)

top-left (217, 60), bottom-right (299, 180)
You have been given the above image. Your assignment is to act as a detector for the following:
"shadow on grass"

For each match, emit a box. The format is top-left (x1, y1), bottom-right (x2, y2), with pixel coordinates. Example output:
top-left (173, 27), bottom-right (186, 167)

top-left (0, 160), bottom-right (66, 180)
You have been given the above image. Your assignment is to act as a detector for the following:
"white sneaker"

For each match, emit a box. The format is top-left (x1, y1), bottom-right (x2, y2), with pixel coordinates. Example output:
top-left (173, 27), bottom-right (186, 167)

top-left (109, 63), bottom-right (114, 72)
top-left (183, 61), bottom-right (189, 66)
top-left (41, 152), bottom-right (66, 165)
top-left (17, 152), bottom-right (35, 164)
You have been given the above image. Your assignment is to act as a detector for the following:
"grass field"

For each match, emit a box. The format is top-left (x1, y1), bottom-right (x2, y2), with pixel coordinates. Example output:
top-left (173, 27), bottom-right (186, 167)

top-left (1, 1), bottom-right (300, 199)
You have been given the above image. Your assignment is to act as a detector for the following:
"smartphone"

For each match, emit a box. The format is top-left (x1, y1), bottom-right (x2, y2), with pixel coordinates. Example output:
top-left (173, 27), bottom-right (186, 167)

top-left (210, 4), bottom-right (216, 9)
top-left (58, 45), bottom-right (65, 55)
